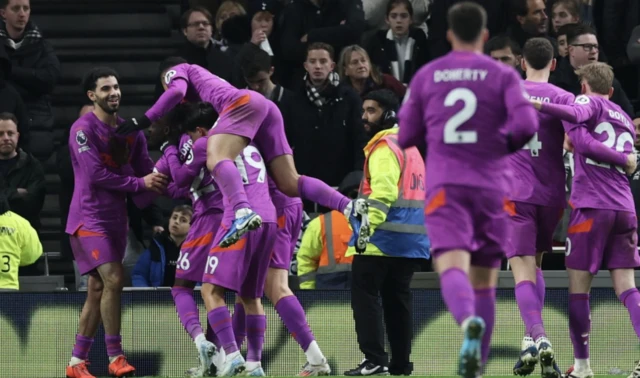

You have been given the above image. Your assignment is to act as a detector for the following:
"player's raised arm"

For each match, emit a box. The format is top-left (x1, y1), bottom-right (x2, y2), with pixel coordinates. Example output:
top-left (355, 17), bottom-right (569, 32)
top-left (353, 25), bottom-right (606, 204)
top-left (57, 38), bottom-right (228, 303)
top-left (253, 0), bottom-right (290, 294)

top-left (503, 70), bottom-right (539, 151)
top-left (398, 74), bottom-right (426, 150)
top-left (536, 95), bottom-right (597, 124)
top-left (71, 125), bottom-right (146, 192)
top-left (164, 136), bottom-right (206, 188)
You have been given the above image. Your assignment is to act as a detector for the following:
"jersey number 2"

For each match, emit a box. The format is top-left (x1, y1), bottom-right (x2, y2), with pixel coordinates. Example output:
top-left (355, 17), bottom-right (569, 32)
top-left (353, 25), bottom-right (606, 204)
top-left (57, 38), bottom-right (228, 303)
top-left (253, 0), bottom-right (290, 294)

top-left (585, 122), bottom-right (633, 173)
top-left (444, 88), bottom-right (477, 144)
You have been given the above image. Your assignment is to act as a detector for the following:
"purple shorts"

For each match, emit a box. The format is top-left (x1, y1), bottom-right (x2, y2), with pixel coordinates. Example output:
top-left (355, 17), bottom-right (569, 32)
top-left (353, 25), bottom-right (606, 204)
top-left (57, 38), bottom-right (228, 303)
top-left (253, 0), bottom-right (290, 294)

top-left (209, 91), bottom-right (292, 163)
top-left (70, 227), bottom-right (127, 276)
top-left (270, 203), bottom-right (303, 270)
top-left (203, 221), bottom-right (277, 298)
top-left (565, 208), bottom-right (639, 274)
top-left (425, 185), bottom-right (509, 268)
top-left (506, 202), bottom-right (564, 259)
top-left (175, 211), bottom-right (223, 282)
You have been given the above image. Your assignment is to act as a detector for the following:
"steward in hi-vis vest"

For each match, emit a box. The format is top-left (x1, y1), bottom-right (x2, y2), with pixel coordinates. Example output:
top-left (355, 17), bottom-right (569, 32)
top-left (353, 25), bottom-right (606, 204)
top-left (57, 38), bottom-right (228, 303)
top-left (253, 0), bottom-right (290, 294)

top-left (345, 90), bottom-right (429, 378)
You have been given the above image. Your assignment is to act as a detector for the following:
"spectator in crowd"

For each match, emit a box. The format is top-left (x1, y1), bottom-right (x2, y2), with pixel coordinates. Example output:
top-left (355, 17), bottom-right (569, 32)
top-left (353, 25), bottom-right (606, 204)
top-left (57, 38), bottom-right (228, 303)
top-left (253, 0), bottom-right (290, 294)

top-left (428, 0), bottom-right (509, 58)
top-left (346, 89), bottom-right (428, 377)
top-left (0, 112), bottom-right (44, 230)
top-left (177, 7), bottom-right (233, 81)
top-left (281, 43), bottom-right (366, 211)
top-left (556, 22), bottom-right (579, 58)
top-left (550, 0), bottom-right (581, 34)
top-left (219, 14), bottom-right (252, 88)
top-left (0, 43), bottom-right (28, 150)
top-left (363, 0), bottom-right (430, 85)
top-left (0, 191), bottom-right (42, 291)
top-left (0, 0), bottom-right (60, 161)
top-left (238, 43), bottom-right (294, 108)
top-left (279, 0), bottom-right (366, 88)
top-left (338, 45), bottom-right (406, 100)
top-left (246, 0), bottom-right (282, 81)
top-left (212, 0), bottom-right (246, 51)
top-left (508, 0), bottom-right (551, 48)
top-left (551, 23), bottom-right (634, 117)
top-left (131, 205), bottom-right (192, 287)
top-left (485, 35), bottom-right (523, 71)
top-left (363, 0), bottom-right (431, 36)
top-left (297, 171), bottom-right (360, 289)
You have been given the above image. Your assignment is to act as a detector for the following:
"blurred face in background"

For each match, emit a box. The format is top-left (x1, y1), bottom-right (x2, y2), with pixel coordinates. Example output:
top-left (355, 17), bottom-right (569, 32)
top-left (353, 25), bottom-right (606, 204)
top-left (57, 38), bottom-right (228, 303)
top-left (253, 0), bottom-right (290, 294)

top-left (251, 11), bottom-right (273, 37)
top-left (489, 46), bottom-right (520, 68)
top-left (183, 11), bottom-right (212, 47)
top-left (517, 0), bottom-right (548, 35)
top-left (345, 51), bottom-right (371, 81)
top-left (169, 211), bottom-right (191, 238)
top-left (245, 68), bottom-right (274, 96)
top-left (1, 0), bottom-right (30, 36)
top-left (88, 76), bottom-right (121, 115)
top-left (0, 119), bottom-right (18, 158)
top-left (568, 33), bottom-right (598, 68)
top-left (557, 34), bottom-right (568, 57)
top-left (552, 3), bottom-right (579, 33)
top-left (215, 2), bottom-right (244, 35)
top-left (362, 99), bottom-right (383, 134)
top-left (304, 49), bottom-right (335, 86)
top-left (386, 3), bottom-right (411, 38)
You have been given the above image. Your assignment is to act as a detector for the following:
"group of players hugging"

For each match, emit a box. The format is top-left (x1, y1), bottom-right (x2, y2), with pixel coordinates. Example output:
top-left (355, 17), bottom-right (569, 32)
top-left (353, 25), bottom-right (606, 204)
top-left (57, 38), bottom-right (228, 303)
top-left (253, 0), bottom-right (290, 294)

top-left (62, 2), bottom-right (640, 378)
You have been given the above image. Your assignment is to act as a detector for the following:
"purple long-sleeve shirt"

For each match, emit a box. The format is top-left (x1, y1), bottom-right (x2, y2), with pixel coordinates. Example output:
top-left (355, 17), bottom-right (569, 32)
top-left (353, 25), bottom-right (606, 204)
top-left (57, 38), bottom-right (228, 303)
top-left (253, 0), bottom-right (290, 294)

top-left (66, 112), bottom-right (154, 234)
top-left (398, 50), bottom-right (539, 194)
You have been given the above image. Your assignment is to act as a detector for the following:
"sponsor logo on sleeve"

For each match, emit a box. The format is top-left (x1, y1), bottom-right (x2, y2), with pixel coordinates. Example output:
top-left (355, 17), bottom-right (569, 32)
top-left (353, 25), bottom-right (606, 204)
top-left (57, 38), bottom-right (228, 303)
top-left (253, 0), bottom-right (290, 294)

top-left (75, 130), bottom-right (90, 153)
top-left (164, 70), bottom-right (177, 85)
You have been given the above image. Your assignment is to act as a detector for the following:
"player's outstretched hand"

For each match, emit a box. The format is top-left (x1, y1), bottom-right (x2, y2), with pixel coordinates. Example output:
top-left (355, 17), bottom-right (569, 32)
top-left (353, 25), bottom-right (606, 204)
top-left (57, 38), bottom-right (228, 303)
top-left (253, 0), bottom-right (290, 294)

top-left (143, 172), bottom-right (169, 193)
top-left (116, 115), bottom-right (151, 135)
top-left (563, 133), bottom-right (574, 153)
top-left (625, 153), bottom-right (637, 176)
top-left (529, 98), bottom-right (542, 110)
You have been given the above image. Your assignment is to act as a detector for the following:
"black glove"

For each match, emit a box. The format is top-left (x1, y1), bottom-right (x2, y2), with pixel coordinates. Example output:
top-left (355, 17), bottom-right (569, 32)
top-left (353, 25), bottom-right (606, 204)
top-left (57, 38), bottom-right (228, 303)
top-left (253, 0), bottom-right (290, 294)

top-left (116, 115), bottom-right (152, 135)
top-left (160, 133), bottom-right (180, 154)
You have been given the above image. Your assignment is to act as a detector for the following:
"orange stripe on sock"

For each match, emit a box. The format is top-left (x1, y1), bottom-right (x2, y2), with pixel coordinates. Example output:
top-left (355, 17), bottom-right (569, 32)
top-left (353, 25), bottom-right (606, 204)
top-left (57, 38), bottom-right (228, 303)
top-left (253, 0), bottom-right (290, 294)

top-left (567, 218), bottom-right (593, 234)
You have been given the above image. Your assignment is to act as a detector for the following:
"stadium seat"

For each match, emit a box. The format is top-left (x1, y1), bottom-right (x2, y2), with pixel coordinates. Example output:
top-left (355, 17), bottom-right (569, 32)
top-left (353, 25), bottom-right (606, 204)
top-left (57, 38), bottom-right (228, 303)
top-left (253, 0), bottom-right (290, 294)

top-left (34, 13), bottom-right (173, 38)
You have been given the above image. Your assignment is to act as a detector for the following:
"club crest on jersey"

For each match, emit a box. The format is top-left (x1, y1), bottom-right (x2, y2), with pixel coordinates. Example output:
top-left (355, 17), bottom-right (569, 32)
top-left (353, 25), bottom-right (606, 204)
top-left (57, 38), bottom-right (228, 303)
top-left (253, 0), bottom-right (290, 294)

top-left (575, 95), bottom-right (590, 105)
top-left (164, 70), bottom-right (177, 85)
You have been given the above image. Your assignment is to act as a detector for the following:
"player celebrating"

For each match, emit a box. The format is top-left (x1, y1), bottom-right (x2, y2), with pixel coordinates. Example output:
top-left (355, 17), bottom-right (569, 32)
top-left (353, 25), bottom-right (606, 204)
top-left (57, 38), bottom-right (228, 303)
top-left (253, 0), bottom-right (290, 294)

top-left (65, 67), bottom-right (169, 378)
top-left (114, 58), bottom-right (369, 250)
top-left (507, 38), bottom-right (571, 378)
top-left (531, 62), bottom-right (639, 378)
top-left (398, 3), bottom-right (539, 377)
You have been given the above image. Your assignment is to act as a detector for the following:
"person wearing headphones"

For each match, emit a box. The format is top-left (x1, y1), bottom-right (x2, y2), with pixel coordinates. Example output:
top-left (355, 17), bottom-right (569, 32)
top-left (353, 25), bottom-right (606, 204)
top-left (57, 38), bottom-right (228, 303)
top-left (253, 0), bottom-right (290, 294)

top-left (345, 89), bottom-right (430, 377)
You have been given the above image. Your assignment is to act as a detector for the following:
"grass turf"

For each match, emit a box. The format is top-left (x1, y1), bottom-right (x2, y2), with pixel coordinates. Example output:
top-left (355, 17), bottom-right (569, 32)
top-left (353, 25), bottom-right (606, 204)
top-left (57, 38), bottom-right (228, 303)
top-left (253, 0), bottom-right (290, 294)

top-left (115, 376), bottom-right (626, 378)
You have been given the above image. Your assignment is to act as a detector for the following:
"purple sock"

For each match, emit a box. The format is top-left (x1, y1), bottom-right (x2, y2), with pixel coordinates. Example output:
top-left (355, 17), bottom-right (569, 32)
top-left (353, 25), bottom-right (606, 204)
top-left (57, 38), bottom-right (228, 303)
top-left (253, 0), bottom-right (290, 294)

top-left (105, 334), bottom-right (123, 358)
top-left (211, 159), bottom-right (250, 212)
top-left (515, 281), bottom-right (546, 340)
top-left (536, 268), bottom-right (546, 305)
top-left (232, 303), bottom-right (246, 349)
top-left (245, 315), bottom-right (266, 362)
top-left (171, 287), bottom-right (204, 340)
top-left (569, 293), bottom-right (590, 359)
top-left (275, 295), bottom-right (315, 351)
top-left (206, 320), bottom-right (220, 348)
top-left (439, 268), bottom-right (475, 325)
top-left (298, 175), bottom-right (350, 212)
top-left (207, 306), bottom-right (239, 354)
top-left (619, 288), bottom-right (640, 339)
top-left (474, 288), bottom-right (496, 366)
top-left (71, 334), bottom-right (94, 360)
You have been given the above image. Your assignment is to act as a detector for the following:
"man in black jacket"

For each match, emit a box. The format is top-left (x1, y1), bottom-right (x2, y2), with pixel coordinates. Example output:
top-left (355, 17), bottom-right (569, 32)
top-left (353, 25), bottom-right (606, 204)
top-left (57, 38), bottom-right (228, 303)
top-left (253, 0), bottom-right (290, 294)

top-left (0, 111), bottom-right (44, 230)
top-left (0, 0), bottom-right (60, 160)
top-left (281, 42), bottom-right (366, 212)
top-left (551, 23), bottom-right (635, 118)
top-left (279, 0), bottom-right (366, 88)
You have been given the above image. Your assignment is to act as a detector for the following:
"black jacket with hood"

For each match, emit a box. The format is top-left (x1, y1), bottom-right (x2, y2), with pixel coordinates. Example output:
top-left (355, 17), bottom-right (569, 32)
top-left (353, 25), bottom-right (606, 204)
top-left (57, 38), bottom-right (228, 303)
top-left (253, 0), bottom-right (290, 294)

top-left (0, 148), bottom-right (45, 230)
top-left (0, 44), bottom-right (30, 152)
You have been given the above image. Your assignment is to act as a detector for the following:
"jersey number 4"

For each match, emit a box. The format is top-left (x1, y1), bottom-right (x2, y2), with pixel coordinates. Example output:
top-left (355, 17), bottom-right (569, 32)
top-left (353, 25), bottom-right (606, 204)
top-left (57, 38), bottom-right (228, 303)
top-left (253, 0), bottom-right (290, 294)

top-left (586, 122), bottom-right (633, 173)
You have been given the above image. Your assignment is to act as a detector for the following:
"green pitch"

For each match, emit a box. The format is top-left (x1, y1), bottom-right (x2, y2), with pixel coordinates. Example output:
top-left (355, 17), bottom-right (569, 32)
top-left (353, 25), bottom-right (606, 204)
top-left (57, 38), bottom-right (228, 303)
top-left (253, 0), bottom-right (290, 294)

top-left (122, 376), bottom-right (627, 378)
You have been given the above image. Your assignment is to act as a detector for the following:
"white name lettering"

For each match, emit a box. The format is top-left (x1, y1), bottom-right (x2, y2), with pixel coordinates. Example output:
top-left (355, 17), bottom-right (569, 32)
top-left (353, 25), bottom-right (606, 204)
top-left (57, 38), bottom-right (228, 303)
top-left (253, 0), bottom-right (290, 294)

top-left (608, 109), bottom-right (631, 129)
top-left (527, 96), bottom-right (551, 103)
top-left (434, 69), bottom-right (488, 83)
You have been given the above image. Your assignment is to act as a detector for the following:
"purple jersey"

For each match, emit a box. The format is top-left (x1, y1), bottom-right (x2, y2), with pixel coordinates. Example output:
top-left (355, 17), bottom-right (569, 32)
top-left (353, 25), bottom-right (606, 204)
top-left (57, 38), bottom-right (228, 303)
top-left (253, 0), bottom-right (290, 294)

top-left (398, 51), bottom-right (539, 194)
top-left (178, 133), bottom-right (194, 162)
top-left (165, 136), bottom-right (224, 216)
top-left (543, 96), bottom-right (636, 212)
top-left (66, 112), bottom-right (154, 234)
top-left (221, 144), bottom-right (277, 223)
top-left (146, 63), bottom-right (241, 122)
top-left (508, 82), bottom-right (574, 207)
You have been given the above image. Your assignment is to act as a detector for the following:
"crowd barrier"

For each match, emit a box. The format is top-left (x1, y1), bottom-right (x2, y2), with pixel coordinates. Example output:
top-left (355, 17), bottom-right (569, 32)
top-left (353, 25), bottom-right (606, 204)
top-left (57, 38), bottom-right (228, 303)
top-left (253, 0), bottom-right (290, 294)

top-left (1, 287), bottom-right (638, 377)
